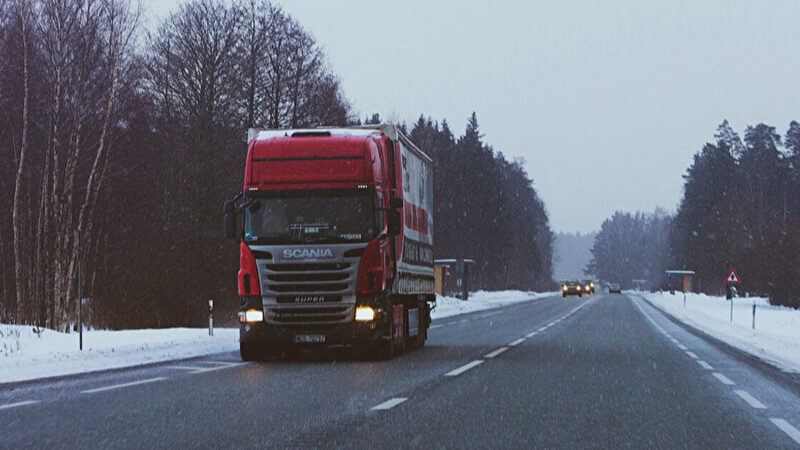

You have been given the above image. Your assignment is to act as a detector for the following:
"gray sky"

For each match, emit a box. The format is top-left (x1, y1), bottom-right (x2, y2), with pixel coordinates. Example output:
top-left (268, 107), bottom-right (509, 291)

top-left (143, 0), bottom-right (800, 233)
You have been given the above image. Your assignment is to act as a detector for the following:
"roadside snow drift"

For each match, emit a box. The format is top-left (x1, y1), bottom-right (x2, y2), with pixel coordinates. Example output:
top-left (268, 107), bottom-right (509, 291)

top-left (0, 326), bottom-right (239, 384)
top-left (433, 290), bottom-right (552, 319)
top-left (640, 292), bottom-right (800, 373)
top-left (0, 290), bottom-right (553, 384)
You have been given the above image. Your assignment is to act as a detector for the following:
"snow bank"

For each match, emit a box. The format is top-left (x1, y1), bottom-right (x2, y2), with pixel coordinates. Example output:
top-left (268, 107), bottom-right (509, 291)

top-left (432, 290), bottom-right (553, 319)
top-left (0, 290), bottom-right (554, 384)
top-left (0, 325), bottom-right (238, 384)
top-left (640, 291), bottom-right (800, 373)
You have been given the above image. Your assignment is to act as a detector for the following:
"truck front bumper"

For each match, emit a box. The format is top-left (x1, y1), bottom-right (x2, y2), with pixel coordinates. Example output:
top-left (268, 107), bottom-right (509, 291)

top-left (239, 319), bottom-right (384, 347)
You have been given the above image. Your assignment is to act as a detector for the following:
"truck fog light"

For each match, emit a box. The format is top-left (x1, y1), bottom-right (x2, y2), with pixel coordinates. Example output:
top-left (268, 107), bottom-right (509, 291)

top-left (239, 308), bottom-right (264, 323)
top-left (355, 306), bottom-right (375, 322)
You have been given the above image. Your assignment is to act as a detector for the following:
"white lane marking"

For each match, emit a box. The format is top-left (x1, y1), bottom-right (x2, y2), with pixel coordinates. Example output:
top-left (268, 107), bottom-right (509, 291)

top-left (735, 390), bottom-right (767, 409)
top-left (525, 331), bottom-right (538, 338)
top-left (202, 361), bottom-right (235, 365)
top-left (429, 324), bottom-right (442, 329)
top-left (0, 400), bottom-right (40, 410)
top-left (485, 347), bottom-right (509, 358)
top-left (686, 351), bottom-right (699, 359)
top-left (770, 418), bottom-right (800, 445)
top-left (81, 377), bottom-right (168, 394)
top-left (480, 311), bottom-right (503, 319)
top-left (190, 362), bottom-right (248, 374)
top-left (538, 326), bottom-right (548, 332)
top-left (445, 360), bottom-right (484, 377)
top-left (371, 397), bottom-right (407, 411)
top-left (508, 338), bottom-right (525, 347)
top-left (712, 373), bottom-right (735, 385)
top-left (168, 365), bottom-right (208, 371)
top-left (697, 360), bottom-right (713, 370)
top-left (677, 344), bottom-right (688, 350)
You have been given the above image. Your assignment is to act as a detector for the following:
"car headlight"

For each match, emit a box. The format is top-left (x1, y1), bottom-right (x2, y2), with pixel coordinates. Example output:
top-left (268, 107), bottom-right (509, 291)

top-left (562, 286), bottom-right (567, 291)
top-left (355, 306), bottom-right (375, 322)
top-left (239, 308), bottom-right (264, 323)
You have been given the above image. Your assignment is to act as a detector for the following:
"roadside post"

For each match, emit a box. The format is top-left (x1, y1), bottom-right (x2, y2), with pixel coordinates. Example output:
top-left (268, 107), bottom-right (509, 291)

top-left (752, 302), bottom-right (756, 329)
top-left (725, 268), bottom-right (741, 323)
top-left (208, 299), bottom-right (214, 336)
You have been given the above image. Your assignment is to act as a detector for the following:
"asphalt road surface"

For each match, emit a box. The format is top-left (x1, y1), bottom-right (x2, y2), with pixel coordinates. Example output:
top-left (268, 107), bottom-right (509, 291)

top-left (2, 293), bottom-right (800, 448)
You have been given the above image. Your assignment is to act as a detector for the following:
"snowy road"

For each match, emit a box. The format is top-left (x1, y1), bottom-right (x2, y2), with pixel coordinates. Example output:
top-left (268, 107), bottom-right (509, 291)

top-left (2, 293), bottom-right (800, 448)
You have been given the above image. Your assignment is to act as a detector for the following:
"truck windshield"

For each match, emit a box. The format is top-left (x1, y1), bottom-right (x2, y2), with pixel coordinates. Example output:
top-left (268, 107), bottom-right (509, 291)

top-left (243, 190), bottom-right (375, 244)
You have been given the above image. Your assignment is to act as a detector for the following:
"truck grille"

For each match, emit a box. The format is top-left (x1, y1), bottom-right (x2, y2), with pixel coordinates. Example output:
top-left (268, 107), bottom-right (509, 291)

top-left (261, 262), bottom-right (355, 295)
top-left (256, 245), bottom-right (364, 326)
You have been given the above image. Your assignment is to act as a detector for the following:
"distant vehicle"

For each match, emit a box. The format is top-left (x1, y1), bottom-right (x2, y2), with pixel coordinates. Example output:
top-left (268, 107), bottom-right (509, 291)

top-left (562, 280), bottom-right (583, 298)
top-left (609, 283), bottom-right (622, 294)
top-left (224, 125), bottom-right (435, 361)
top-left (582, 279), bottom-right (595, 294)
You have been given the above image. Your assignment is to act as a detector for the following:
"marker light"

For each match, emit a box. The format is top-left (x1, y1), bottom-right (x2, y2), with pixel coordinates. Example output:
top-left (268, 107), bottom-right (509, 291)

top-left (239, 308), bottom-right (264, 323)
top-left (355, 306), bottom-right (376, 322)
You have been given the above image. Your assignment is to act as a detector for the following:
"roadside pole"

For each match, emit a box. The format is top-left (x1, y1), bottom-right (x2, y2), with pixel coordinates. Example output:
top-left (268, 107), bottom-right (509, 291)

top-left (752, 302), bottom-right (756, 329)
top-left (208, 299), bottom-right (214, 336)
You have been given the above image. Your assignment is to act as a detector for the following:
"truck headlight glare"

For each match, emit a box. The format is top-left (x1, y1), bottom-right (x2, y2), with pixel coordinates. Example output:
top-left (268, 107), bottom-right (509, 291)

top-left (355, 306), bottom-right (375, 322)
top-left (240, 308), bottom-right (264, 323)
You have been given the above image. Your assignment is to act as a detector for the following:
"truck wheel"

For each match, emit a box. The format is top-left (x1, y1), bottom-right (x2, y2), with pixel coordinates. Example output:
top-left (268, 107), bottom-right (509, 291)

top-left (240, 341), bottom-right (263, 362)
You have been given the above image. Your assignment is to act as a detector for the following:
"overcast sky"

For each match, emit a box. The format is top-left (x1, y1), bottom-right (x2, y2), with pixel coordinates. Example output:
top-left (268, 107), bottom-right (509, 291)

top-left (142, 0), bottom-right (800, 234)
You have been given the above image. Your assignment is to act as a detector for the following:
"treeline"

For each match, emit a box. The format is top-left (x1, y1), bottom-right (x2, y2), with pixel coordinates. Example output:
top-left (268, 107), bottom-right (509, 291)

top-left (0, 0), bottom-right (553, 329)
top-left (670, 121), bottom-right (800, 307)
top-left (587, 120), bottom-right (800, 308)
top-left (408, 113), bottom-right (553, 291)
top-left (585, 211), bottom-right (671, 289)
top-left (0, 0), bottom-right (351, 329)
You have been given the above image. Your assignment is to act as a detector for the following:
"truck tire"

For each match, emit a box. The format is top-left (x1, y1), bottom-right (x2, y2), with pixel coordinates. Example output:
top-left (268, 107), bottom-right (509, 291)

top-left (240, 341), bottom-right (263, 362)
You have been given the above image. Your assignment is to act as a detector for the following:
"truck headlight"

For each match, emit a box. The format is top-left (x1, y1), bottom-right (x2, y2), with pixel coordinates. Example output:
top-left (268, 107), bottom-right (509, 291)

top-left (562, 286), bottom-right (567, 291)
top-left (239, 308), bottom-right (264, 323)
top-left (355, 306), bottom-right (375, 322)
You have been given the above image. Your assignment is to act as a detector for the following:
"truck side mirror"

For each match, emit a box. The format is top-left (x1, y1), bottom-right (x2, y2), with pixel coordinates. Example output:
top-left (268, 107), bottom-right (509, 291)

top-left (223, 200), bottom-right (237, 240)
top-left (389, 196), bottom-right (403, 209)
top-left (387, 210), bottom-right (402, 236)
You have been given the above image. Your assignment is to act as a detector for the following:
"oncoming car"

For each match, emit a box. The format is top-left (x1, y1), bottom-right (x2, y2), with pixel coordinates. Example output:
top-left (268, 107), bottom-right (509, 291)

top-left (562, 280), bottom-right (583, 297)
top-left (582, 280), bottom-right (595, 294)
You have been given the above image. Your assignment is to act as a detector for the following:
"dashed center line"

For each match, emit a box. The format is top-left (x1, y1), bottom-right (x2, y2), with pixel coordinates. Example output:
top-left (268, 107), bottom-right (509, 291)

top-left (81, 377), bottom-right (167, 394)
top-left (770, 418), bottom-right (800, 445)
top-left (485, 347), bottom-right (509, 358)
top-left (508, 338), bottom-right (525, 347)
top-left (445, 360), bottom-right (484, 377)
top-left (371, 397), bottom-right (407, 411)
top-left (525, 331), bottom-right (538, 338)
top-left (677, 344), bottom-right (688, 351)
top-left (686, 351), bottom-right (699, 359)
top-left (712, 373), bottom-right (735, 385)
top-left (735, 390), bottom-right (767, 409)
top-left (0, 400), bottom-right (40, 410)
top-left (697, 360), bottom-right (713, 370)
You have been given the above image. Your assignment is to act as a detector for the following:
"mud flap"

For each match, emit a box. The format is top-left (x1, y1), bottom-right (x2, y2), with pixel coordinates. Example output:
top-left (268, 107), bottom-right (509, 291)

top-left (393, 304), bottom-right (404, 344)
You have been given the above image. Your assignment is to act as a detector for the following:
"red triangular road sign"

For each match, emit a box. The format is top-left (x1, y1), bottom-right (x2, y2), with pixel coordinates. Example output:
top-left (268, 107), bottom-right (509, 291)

top-left (725, 268), bottom-right (741, 284)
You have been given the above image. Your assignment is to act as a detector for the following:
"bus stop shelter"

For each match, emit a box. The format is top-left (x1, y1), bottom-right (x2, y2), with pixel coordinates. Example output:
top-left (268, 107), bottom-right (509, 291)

top-left (665, 270), bottom-right (695, 293)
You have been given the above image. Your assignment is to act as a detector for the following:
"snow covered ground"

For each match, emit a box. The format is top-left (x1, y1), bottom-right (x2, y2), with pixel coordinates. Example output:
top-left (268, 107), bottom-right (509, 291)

top-left (639, 291), bottom-right (800, 373)
top-left (0, 290), bottom-right (552, 384)
top-left (432, 290), bottom-right (552, 320)
top-left (0, 325), bottom-right (240, 384)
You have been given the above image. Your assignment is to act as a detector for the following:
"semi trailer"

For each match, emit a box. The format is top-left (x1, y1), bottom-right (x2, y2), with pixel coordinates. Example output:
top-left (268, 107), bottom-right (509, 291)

top-left (224, 125), bottom-right (435, 360)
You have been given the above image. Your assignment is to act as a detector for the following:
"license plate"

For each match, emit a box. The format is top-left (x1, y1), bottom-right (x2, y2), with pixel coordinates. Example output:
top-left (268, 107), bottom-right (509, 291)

top-left (293, 334), bottom-right (326, 344)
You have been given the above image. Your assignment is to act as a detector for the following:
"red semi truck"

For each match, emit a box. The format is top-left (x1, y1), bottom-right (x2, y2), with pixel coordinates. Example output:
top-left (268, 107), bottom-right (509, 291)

top-left (224, 125), bottom-right (435, 360)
